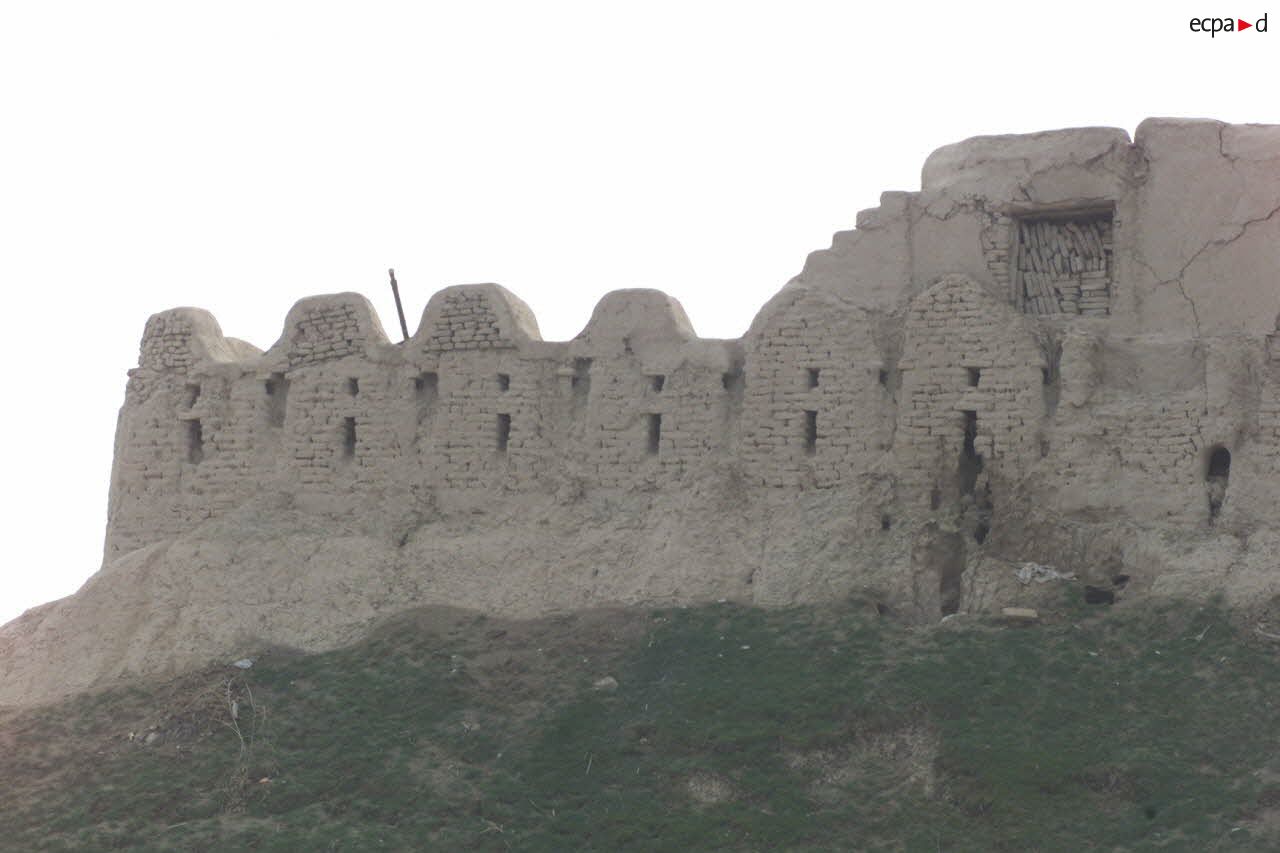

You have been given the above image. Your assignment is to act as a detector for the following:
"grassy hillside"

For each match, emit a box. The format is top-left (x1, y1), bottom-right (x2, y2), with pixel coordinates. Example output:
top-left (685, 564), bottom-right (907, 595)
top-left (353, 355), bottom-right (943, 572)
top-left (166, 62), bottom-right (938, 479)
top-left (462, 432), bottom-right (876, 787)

top-left (2, 595), bottom-right (1279, 851)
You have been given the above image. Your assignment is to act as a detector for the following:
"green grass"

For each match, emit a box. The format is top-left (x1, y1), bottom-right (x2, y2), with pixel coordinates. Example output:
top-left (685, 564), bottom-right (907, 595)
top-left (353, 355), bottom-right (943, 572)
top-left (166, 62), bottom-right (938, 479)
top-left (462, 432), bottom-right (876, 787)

top-left (2, 597), bottom-right (1279, 851)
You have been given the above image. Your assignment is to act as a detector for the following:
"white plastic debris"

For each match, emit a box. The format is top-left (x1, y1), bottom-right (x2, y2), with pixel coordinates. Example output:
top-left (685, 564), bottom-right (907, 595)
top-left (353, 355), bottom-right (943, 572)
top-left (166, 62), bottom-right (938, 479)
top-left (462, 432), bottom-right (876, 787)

top-left (232, 658), bottom-right (254, 669)
top-left (1014, 562), bottom-right (1076, 585)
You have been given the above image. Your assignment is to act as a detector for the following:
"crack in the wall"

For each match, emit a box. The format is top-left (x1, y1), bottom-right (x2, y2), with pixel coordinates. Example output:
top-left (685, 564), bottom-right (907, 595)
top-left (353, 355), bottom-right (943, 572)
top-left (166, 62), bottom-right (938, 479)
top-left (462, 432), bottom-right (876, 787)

top-left (1127, 248), bottom-right (1210, 414)
top-left (1164, 202), bottom-right (1280, 306)
top-left (1132, 202), bottom-right (1280, 337)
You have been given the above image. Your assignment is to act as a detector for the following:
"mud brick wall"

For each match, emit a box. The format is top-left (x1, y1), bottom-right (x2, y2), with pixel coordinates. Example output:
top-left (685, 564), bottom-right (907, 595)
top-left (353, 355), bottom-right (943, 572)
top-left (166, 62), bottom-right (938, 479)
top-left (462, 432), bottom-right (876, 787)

top-left (287, 304), bottom-right (366, 367)
top-left (422, 290), bottom-right (519, 352)
top-left (575, 356), bottom-right (733, 488)
top-left (139, 313), bottom-right (197, 371)
top-left (740, 289), bottom-right (893, 488)
top-left (896, 275), bottom-right (1045, 499)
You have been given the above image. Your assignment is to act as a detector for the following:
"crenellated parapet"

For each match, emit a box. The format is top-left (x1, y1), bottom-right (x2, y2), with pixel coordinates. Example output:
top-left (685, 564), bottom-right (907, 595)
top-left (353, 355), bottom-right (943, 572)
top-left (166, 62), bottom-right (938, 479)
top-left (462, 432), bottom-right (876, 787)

top-left (265, 293), bottom-right (391, 369)
top-left (138, 307), bottom-right (253, 371)
top-left (413, 284), bottom-right (541, 353)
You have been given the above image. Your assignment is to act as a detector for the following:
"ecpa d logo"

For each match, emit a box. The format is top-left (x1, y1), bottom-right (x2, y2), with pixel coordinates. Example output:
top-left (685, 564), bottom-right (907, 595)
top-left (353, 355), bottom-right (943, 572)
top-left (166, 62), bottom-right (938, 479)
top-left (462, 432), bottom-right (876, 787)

top-left (1189, 14), bottom-right (1268, 35)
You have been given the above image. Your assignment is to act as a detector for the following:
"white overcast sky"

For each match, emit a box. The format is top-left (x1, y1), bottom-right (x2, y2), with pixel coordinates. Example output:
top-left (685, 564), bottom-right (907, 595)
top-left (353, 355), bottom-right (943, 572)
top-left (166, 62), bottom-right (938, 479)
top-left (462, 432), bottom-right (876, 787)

top-left (1, 1), bottom-right (1275, 624)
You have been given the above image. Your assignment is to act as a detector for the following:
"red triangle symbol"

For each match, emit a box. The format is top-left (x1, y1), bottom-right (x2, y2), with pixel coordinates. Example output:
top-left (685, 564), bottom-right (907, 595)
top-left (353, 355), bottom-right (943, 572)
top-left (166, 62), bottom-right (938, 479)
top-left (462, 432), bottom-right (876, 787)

top-left (1239, 18), bottom-right (1253, 30)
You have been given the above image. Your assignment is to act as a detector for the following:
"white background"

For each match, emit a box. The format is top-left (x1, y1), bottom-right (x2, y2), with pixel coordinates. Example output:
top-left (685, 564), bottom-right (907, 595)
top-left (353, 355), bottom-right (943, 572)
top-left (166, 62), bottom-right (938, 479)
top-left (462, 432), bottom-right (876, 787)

top-left (1, 1), bottom-right (1275, 624)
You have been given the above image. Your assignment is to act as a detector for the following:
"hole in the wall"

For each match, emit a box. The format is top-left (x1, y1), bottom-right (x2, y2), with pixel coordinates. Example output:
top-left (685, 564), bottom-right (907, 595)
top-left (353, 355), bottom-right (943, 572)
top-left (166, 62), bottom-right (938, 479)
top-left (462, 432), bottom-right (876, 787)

top-left (1040, 439), bottom-right (1051, 458)
top-left (878, 368), bottom-right (889, 387)
top-left (496, 413), bottom-right (511, 453)
top-left (342, 417), bottom-right (357, 459)
top-left (1208, 446), bottom-right (1231, 477)
top-left (347, 377), bottom-right (359, 396)
top-left (571, 358), bottom-right (592, 401)
top-left (966, 367), bottom-right (981, 387)
top-left (974, 482), bottom-right (994, 544)
top-left (958, 410), bottom-right (982, 496)
top-left (930, 488), bottom-right (942, 510)
top-left (265, 374), bottom-right (289, 427)
top-left (926, 530), bottom-right (966, 616)
top-left (186, 419), bottom-right (204, 464)
top-left (1041, 343), bottom-right (1062, 416)
top-left (803, 410), bottom-right (818, 455)
top-left (1084, 586), bottom-right (1115, 605)
top-left (413, 373), bottom-right (438, 440)
top-left (721, 369), bottom-right (744, 393)
top-left (1206, 445), bottom-right (1231, 521)
top-left (880, 515), bottom-right (892, 531)
top-left (646, 413), bottom-right (662, 455)
top-left (497, 373), bottom-right (510, 392)
top-left (649, 375), bottom-right (665, 392)
top-left (183, 384), bottom-right (201, 408)
top-left (807, 368), bottom-right (820, 388)
top-left (415, 372), bottom-right (438, 398)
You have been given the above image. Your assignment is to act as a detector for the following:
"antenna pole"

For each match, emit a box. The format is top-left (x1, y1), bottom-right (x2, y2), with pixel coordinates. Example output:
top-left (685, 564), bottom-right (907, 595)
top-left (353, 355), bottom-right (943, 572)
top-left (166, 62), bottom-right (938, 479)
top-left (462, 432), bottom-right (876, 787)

top-left (388, 268), bottom-right (410, 342)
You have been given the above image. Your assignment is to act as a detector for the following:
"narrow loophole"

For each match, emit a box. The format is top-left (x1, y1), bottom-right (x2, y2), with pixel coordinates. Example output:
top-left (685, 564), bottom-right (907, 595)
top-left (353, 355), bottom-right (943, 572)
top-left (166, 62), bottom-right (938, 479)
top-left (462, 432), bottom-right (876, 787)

top-left (496, 413), bottom-right (511, 453)
top-left (265, 374), bottom-right (288, 427)
top-left (186, 419), bottom-right (203, 464)
top-left (646, 413), bottom-right (661, 455)
top-left (342, 417), bottom-right (356, 458)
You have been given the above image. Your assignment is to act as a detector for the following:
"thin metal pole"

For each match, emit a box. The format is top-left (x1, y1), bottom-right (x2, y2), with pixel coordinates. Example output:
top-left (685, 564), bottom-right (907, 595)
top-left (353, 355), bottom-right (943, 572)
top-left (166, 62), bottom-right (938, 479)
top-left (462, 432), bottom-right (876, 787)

top-left (388, 268), bottom-right (410, 342)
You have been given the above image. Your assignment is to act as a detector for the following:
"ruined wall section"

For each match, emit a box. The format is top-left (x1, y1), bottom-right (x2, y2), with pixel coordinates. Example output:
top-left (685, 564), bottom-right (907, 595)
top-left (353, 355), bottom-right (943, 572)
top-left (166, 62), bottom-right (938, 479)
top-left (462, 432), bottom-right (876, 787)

top-left (895, 275), bottom-right (1046, 507)
top-left (1036, 335), bottom-right (1249, 526)
top-left (740, 287), bottom-right (893, 488)
top-left (106, 309), bottom-right (266, 558)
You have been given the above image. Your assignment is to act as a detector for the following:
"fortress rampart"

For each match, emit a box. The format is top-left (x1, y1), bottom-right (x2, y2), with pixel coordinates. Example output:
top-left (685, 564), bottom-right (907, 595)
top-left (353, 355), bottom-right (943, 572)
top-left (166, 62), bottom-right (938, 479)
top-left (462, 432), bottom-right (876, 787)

top-left (4, 117), bottom-right (1279, 708)
top-left (107, 119), bottom-right (1280, 577)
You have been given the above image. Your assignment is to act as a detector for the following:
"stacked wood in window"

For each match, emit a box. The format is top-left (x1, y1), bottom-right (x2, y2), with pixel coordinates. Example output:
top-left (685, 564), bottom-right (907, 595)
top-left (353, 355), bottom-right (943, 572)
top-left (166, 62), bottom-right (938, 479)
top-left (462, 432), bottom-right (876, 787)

top-left (1017, 216), bottom-right (1112, 316)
